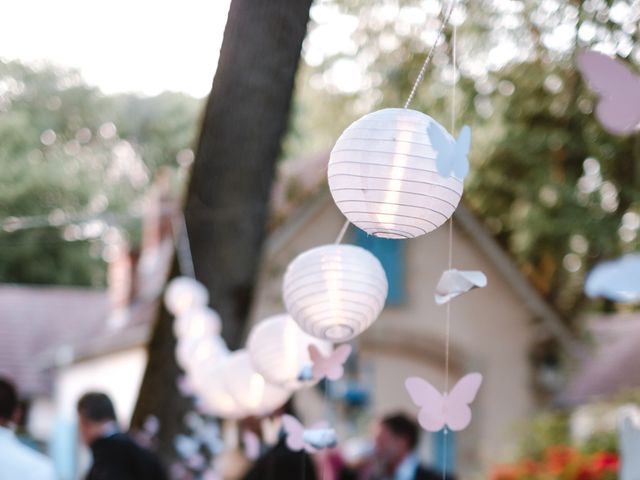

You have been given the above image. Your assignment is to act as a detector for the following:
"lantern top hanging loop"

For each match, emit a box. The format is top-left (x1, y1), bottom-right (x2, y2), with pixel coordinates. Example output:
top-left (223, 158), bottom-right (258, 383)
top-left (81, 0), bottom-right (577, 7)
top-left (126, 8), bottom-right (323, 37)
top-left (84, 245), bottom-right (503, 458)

top-left (404, 0), bottom-right (458, 109)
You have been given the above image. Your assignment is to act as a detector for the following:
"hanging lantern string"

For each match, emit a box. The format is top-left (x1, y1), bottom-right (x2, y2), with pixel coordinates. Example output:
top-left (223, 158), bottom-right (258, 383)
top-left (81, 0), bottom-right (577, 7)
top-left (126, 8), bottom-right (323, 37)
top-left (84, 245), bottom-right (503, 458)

top-left (442, 18), bottom-right (458, 480)
top-left (403, 0), bottom-right (458, 109)
top-left (172, 213), bottom-right (196, 279)
top-left (335, 219), bottom-right (350, 244)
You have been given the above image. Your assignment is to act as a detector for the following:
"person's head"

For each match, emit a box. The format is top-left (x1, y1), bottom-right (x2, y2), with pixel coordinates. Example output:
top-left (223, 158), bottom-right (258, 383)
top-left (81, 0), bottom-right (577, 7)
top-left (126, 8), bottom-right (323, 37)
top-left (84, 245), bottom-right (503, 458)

top-left (77, 392), bottom-right (117, 445)
top-left (0, 377), bottom-right (18, 426)
top-left (374, 413), bottom-right (420, 469)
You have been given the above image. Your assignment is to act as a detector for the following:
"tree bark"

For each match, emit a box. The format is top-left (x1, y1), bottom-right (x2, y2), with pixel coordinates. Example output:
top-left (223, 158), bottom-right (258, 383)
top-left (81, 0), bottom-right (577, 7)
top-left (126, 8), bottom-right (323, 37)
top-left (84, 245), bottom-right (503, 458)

top-left (185, 0), bottom-right (313, 349)
top-left (131, 0), bottom-right (313, 465)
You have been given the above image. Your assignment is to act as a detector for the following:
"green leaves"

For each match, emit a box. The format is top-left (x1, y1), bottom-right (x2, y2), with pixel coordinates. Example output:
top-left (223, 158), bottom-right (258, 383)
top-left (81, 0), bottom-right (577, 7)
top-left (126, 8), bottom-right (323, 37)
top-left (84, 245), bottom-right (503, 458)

top-left (0, 61), bottom-right (201, 286)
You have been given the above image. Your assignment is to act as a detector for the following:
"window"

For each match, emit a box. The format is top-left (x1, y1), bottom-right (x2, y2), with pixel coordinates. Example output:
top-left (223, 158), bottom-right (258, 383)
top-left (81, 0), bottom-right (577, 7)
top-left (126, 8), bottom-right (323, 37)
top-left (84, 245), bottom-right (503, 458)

top-left (431, 429), bottom-right (456, 474)
top-left (353, 229), bottom-right (406, 305)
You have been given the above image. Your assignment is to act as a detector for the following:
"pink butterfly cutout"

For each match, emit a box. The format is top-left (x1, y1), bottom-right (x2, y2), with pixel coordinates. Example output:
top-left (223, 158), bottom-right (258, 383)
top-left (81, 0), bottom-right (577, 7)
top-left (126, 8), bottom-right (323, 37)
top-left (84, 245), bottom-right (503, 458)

top-left (282, 414), bottom-right (336, 453)
top-left (405, 373), bottom-right (482, 432)
top-left (242, 431), bottom-right (261, 460)
top-left (308, 344), bottom-right (352, 381)
top-left (576, 50), bottom-right (640, 135)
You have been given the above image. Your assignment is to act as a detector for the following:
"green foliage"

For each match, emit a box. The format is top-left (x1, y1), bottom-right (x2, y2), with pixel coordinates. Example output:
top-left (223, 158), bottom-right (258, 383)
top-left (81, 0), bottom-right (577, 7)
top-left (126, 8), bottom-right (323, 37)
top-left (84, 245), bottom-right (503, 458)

top-left (0, 61), bottom-right (202, 286)
top-left (517, 411), bottom-right (571, 460)
top-left (291, 0), bottom-right (640, 319)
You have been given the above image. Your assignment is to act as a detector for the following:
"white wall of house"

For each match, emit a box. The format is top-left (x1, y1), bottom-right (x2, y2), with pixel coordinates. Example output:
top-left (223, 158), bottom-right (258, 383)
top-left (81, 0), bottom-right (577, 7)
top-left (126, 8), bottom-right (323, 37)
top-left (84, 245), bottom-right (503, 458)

top-left (54, 348), bottom-right (148, 425)
top-left (50, 347), bottom-right (147, 480)
top-left (249, 197), bottom-right (537, 477)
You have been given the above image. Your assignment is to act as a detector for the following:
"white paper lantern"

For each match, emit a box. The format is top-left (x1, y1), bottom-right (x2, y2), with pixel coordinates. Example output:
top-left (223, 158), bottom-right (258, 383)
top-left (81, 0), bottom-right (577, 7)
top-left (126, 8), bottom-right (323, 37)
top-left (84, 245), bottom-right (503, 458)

top-left (247, 314), bottom-right (332, 390)
top-left (283, 244), bottom-right (388, 342)
top-left (164, 276), bottom-right (209, 316)
top-left (197, 360), bottom-right (247, 419)
top-left (328, 108), bottom-right (463, 239)
top-left (173, 306), bottom-right (222, 340)
top-left (176, 335), bottom-right (229, 373)
top-left (223, 350), bottom-right (291, 417)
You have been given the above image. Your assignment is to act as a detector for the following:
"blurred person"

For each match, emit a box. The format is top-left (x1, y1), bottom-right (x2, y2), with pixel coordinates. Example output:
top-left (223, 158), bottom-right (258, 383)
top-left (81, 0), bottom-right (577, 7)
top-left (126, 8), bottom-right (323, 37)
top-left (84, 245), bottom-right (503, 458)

top-left (0, 377), bottom-right (56, 480)
top-left (342, 413), bottom-right (452, 480)
top-left (241, 401), bottom-right (317, 480)
top-left (77, 392), bottom-right (168, 480)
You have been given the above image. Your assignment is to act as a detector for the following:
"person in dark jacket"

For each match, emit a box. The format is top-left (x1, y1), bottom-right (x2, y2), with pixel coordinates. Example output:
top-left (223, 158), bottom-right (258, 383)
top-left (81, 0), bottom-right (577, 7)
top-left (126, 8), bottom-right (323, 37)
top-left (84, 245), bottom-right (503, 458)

top-left (341, 413), bottom-right (454, 480)
top-left (241, 400), bottom-right (317, 480)
top-left (241, 436), bottom-right (317, 480)
top-left (77, 392), bottom-right (168, 480)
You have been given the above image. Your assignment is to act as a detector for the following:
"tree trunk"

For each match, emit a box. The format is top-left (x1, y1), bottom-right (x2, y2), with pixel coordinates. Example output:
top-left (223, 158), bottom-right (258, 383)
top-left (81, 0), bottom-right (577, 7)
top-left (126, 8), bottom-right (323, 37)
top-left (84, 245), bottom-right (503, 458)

top-left (131, 0), bottom-right (313, 466)
top-left (185, 0), bottom-right (313, 349)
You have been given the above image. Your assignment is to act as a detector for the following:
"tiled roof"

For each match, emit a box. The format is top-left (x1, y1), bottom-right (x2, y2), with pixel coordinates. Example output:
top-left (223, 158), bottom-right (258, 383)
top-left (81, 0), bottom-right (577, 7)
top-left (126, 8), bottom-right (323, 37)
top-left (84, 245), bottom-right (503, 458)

top-left (0, 285), bottom-right (111, 397)
top-left (0, 285), bottom-right (159, 397)
top-left (562, 314), bottom-right (640, 405)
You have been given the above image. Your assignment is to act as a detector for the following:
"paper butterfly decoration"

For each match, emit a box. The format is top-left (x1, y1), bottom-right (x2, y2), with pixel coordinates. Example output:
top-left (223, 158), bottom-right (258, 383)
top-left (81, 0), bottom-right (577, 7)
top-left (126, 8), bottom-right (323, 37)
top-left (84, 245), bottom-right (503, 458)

top-left (242, 431), bottom-right (261, 461)
top-left (585, 253), bottom-right (640, 303)
top-left (428, 123), bottom-right (472, 179)
top-left (576, 50), bottom-right (640, 135)
top-left (177, 375), bottom-right (195, 397)
top-left (405, 373), bottom-right (483, 432)
top-left (434, 269), bottom-right (488, 305)
top-left (308, 344), bottom-right (353, 381)
top-left (282, 414), bottom-right (337, 453)
top-left (174, 433), bottom-right (201, 459)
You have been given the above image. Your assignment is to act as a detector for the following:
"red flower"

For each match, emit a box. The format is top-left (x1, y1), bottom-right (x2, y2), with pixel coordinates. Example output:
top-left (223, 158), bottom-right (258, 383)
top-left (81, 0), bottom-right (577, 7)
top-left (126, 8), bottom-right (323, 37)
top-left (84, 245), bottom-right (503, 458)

top-left (543, 445), bottom-right (580, 474)
top-left (590, 452), bottom-right (619, 473)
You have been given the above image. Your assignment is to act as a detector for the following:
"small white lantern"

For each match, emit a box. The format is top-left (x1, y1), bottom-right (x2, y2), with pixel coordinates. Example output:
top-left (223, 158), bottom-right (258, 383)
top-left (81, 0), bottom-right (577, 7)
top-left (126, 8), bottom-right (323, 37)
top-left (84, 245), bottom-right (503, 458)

top-left (283, 244), bottom-right (388, 342)
top-left (176, 335), bottom-right (229, 373)
top-left (197, 361), bottom-right (246, 419)
top-left (173, 306), bottom-right (222, 340)
top-left (164, 276), bottom-right (209, 316)
top-left (247, 314), bottom-right (332, 390)
top-left (223, 350), bottom-right (291, 417)
top-left (328, 108), bottom-right (463, 239)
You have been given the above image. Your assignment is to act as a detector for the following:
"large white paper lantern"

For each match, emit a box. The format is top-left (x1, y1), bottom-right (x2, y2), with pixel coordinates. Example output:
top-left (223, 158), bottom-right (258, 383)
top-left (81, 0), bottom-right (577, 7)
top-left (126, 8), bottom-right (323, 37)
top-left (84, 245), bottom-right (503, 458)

top-left (223, 350), bottom-right (291, 417)
top-left (328, 108), bottom-right (463, 239)
top-left (164, 276), bottom-right (209, 316)
top-left (173, 306), bottom-right (222, 340)
top-left (283, 244), bottom-right (388, 342)
top-left (247, 314), bottom-right (332, 390)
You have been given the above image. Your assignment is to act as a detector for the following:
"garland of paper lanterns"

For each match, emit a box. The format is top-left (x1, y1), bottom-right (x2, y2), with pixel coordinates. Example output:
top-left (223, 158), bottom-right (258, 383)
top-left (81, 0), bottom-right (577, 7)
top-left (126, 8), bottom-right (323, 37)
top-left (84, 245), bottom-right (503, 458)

top-left (163, 2), bottom-right (493, 473)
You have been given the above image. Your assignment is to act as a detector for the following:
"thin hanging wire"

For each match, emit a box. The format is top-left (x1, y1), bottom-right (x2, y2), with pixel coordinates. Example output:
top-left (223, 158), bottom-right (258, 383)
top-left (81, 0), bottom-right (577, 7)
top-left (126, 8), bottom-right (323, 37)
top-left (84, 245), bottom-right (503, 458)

top-left (443, 19), bottom-right (458, 480)
top-left (404, 0), bottom-right (458, 109)
top-left (335, 219), bottom-right (350, 244)
top-left (172, 213), bottom-right (196, 278)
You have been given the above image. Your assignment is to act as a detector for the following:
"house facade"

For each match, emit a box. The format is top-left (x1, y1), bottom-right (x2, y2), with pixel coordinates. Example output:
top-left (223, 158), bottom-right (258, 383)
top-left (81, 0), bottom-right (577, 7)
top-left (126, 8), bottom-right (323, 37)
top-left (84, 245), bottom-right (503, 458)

top-left (248, 193), bottom-right (575, 477)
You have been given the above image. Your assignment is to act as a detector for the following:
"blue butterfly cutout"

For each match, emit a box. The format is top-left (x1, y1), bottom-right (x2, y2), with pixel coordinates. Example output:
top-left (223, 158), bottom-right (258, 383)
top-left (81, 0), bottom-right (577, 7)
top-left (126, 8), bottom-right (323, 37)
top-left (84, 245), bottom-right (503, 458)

top-left (428, 122), bottom-right (472, 179)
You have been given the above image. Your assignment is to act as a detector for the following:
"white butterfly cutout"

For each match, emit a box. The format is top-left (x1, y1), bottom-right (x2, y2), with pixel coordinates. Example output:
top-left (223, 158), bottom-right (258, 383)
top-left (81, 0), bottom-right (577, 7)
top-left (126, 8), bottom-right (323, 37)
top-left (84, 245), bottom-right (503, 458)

top-left (576, 50), bottom-right (640, 136)
top-left (308, 344), bottom-right (352, 381)
top-left (405, 373), bottom-right (483, 432)
top-left (428, 122), bottom-right (472, 180)
top-left (282, 414), bottom-right (337, 453)
top-left (434, 269), bottom-right (487, 305)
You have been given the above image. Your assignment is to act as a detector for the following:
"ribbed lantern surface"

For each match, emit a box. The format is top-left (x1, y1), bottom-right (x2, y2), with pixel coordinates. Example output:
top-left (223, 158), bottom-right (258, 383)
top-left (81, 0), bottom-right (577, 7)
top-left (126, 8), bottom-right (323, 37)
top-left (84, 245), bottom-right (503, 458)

top-left (328, 108), bottom-right (463, 239)
top-left (247, 314), bottom-right (332, 389)
top-left (283, 244), bottom-right (388, 342)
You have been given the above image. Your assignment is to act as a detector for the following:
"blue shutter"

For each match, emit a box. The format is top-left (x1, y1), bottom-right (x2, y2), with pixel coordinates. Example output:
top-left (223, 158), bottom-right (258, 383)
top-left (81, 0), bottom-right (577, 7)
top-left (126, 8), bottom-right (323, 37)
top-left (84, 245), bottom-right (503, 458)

top-left (353, 229), bottom-right (405, 305)
top-left (431, 429), bottom-right (456, 474)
